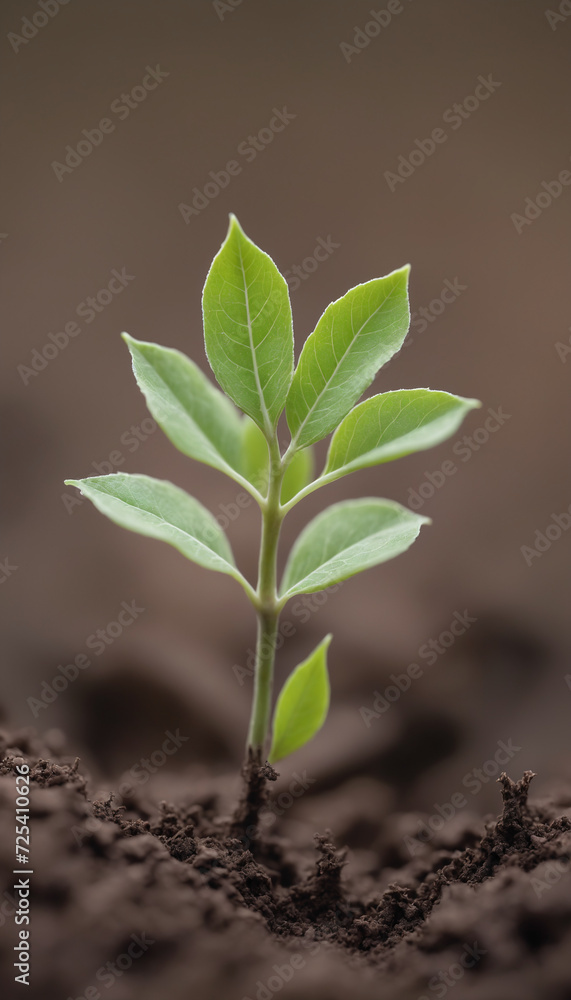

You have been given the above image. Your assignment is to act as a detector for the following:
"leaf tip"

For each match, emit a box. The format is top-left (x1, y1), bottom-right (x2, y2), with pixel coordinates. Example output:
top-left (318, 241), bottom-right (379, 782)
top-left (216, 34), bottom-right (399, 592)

top-left (393, 263), bottom-right (411, 283)
top-left (321, 632), bottom-right (334, 651)
top-left (121, 331), bottom-right (144, 352)
top-left (227, 213), bottom-right (243, 236)
top-left (384, 263), bottom-right (411, 293)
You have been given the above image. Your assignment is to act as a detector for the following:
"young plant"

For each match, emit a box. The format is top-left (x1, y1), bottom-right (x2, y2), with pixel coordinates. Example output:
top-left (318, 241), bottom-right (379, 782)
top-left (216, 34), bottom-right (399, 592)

top-left (66, 216), bottom-right (479, 768)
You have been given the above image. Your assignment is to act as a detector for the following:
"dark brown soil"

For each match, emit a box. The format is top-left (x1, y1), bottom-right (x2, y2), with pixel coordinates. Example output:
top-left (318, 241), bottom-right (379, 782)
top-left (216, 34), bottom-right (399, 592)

top-left (1, 729), bottom-right (571, 1000)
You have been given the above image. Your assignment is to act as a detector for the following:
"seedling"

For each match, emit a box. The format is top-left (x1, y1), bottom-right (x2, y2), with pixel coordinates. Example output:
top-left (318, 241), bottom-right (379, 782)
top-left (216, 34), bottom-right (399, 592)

top-left (66, 217), bottom-right (479, 767)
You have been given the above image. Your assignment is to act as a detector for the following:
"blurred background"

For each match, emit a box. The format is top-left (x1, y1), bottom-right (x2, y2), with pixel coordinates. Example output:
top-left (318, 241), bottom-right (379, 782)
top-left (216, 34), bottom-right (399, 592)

top-left (1, 0), bottom-right (570, 834)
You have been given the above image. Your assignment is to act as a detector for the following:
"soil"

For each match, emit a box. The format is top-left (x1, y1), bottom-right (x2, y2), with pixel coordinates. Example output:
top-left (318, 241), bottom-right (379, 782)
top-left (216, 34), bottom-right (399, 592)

top-left (1, 728), bottom-right (571, 1000)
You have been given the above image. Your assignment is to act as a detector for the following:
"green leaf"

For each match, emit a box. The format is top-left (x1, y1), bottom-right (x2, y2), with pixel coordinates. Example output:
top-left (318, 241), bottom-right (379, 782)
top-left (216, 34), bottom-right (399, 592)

top-left (281, 447), bottom-right (314, 505)
top-left (64, 473), bottom-right (251, 592)
top-left (280, 498), bottom-right (429, 599)
top-left (269, 635), bottom-right (331, 763)
top-left (122, 334), bottom-right (245, 483)
top-left (324, 390), bottom-right (481, 479)
top-left (202, 215), bottom-right (294, 434)
top-left (286, 266), bottom-right (411, 448)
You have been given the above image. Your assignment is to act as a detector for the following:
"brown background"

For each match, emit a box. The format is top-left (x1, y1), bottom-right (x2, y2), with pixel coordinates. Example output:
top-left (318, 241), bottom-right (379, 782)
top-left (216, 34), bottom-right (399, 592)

top-left (1, 0), bottom-right (570, 814)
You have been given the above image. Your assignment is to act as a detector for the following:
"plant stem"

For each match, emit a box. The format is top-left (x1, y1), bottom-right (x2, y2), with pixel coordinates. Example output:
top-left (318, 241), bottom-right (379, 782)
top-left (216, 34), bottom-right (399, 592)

top-left (247, 607), bottom-right (279, 753)
top-left (247, 434), bottom-right (285, 758)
